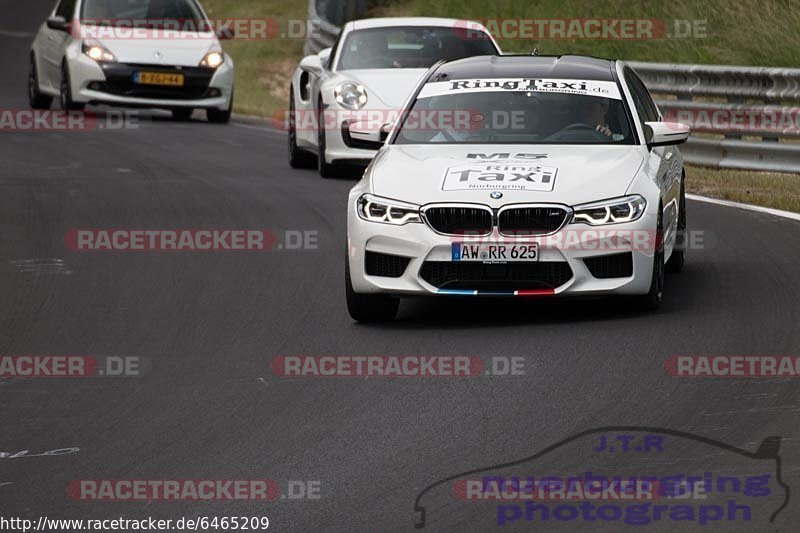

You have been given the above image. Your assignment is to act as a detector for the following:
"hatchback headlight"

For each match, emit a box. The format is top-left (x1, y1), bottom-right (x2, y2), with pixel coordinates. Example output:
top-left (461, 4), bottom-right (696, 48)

top-left (82, 40), bottom-right (116, 62)
top-left (571, 195), bottom-right (647, 225)
top-left (200, 51), bottom-right (224, 69)
top-left (357, 194), bottom-right (421, 225)
top-left (335, 82), bottom-right (368, 110)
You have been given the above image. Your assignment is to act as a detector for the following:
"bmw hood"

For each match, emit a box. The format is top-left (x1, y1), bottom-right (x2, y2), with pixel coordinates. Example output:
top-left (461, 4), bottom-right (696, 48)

top-left (369, 144), bottom-right (646, 207)
top-left (331, 69), bottom-right (429, 109)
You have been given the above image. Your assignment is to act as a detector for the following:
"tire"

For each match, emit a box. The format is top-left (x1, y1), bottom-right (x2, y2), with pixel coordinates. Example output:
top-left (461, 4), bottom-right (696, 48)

top-left (345, 253), bottom-right (399, 322)
top-left (28, 54), bottom-right (52, 110)
top-left (317, 98), bottom-right (342, 178)
top-left (288, 88), bottom-right (315, 168)
top-left (666, 174), bottom-right (686, 273)
top-left (171, 108), bottom-right (193, 121)
top-left (60, 63), bottom-right (85, 111)
top-left (635, 202), bottom-right (665, 311)
top-left (207, 90), bottom-right (232, 124)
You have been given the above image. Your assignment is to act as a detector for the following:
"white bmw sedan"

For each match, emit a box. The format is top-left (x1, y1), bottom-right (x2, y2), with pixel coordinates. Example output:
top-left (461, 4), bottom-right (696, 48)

top-left (29, 0), bottom-right (234, 122)
top-left (288, 17), bottom-right (500, 177)
top-left (346, 55), bottom-right (690, 321)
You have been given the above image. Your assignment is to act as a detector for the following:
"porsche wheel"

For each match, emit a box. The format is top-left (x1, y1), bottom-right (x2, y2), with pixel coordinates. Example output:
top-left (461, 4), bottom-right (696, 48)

top-left (288, 88), bottom-right (315, 168)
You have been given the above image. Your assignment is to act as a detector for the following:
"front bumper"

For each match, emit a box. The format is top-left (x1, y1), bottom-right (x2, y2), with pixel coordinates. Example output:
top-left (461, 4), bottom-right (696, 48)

top-left (318, 108), bottom-right (382, 165)
top-left (347, 201), bottom-right (657, 298)
top-left (67, 53), bottom-right (233, 110)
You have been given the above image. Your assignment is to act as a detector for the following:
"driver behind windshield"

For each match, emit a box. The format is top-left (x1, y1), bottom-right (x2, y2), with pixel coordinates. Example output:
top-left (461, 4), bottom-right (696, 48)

top-left (571, 95), bottom-right (617, 138)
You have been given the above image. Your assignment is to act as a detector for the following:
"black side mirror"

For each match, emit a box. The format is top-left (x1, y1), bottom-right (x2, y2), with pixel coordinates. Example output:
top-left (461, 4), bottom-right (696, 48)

top-left (47, 16), bottom-right (69, 31)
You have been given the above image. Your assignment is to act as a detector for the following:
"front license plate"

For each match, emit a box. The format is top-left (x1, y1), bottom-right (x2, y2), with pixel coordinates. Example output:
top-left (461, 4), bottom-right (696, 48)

top-left (133, 72), bottom-right (185, 86)
top-left (452, 243), bottom-right (539, 262)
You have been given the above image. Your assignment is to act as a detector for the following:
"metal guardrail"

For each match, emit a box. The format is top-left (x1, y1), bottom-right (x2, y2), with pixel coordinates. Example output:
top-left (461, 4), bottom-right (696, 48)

top-left (304, 0), bottom-right (370, 55)
top-left (625, 62), bottom-right (800, 173)
top-left (303, 11), bottom-right (800, 173)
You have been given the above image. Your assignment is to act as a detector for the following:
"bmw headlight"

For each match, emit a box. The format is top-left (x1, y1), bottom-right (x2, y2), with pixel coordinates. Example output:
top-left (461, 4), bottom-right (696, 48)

top-left (335, 82), bottom-right (368, 110)
top-left (571, 195), bottom-right (647, 225)
top-left (357, 194), bottom-right (421, 225)
top-left (200, 51), bottom-right (225, 69)
top-left (82, 39), bottom-right (116, 62)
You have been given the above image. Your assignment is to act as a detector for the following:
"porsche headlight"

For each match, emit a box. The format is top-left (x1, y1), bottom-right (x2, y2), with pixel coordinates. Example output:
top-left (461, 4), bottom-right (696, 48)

top-left (571, 195), bottom-right (647, 225)
top-left (82, 40), bottom-right (116, 62)
top-left (335, 82), bottom-right (368, 110)
top-left (200, 51), bottom-right (224, 69)
top-left (357, 194), bottom-right (421, 225)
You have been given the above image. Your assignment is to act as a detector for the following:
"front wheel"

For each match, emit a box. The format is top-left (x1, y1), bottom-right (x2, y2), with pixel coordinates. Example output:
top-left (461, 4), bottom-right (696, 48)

top-left (634, 203), bottom-right (665, 311)
top-left (207, 90), bottom-right (233, 124)
top-left (666, 175), bottom-right (686, 273)
top-left (29, 55), bottom-right (52, 110)
top-left (345, 255), bottom-right (399, 322)
top-left (60, 64), bottom-right (85, 111)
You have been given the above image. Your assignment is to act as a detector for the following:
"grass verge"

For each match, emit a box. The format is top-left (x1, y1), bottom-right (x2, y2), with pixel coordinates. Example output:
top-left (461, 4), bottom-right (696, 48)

top-left (686, 166), bottom-right (800, 213)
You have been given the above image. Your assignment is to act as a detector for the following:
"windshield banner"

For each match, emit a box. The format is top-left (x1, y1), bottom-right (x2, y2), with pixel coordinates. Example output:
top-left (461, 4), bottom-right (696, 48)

top-left (417, 78), bottom-right (622, 100)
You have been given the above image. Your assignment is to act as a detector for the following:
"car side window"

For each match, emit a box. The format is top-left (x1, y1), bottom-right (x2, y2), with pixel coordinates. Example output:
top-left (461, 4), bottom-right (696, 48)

top-left (328, 30), bottom-right (343, 70)
top-left (55, 0), bottom-right (77, 19)
top-left (625, 68), bottom-right (659, 126)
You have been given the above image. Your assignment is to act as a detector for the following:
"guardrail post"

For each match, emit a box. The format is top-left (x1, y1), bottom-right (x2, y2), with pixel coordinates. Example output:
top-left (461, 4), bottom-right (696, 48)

top-left (763, 98), bottom-right (780, 143)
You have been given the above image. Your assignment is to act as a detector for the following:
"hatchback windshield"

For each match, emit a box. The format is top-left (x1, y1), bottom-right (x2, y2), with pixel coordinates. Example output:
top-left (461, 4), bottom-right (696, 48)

top-left (394, 78), bottom-right (635, 145)
top-left (82, 0), bottom-right (204, 23)
top-left (337, 27), bottom-right (497, 70)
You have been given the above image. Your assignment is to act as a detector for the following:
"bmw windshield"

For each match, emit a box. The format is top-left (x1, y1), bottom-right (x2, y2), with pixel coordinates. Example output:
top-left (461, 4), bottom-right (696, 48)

top-left (394, 78), bottom-right (635, 145)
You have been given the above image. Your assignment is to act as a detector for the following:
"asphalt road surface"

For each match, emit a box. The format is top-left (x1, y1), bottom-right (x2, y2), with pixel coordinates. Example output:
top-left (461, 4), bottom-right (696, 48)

top-left (1, 3), bottom-right (799, 532)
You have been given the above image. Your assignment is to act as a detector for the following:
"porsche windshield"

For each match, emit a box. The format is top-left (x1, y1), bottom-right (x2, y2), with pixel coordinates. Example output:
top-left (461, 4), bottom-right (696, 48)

top-left (337, 27), bottom-right (497, 70)
top-left (394, 78), bottom-right (635, 145)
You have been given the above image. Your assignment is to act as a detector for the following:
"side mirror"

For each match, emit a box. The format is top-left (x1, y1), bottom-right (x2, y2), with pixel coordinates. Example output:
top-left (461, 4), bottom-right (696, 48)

top-left (47, 16), bottom-right (69, 31)
top-left (344, 122), bottom-right (392, 150)
top-left (644, 121), bottom-right (690, 148)
top-left (215, 27), bottom-right (233, 40)
top-left (299, 54), bottom-right (324, 76)
top-left (318, 47), bottom-right (332, 68)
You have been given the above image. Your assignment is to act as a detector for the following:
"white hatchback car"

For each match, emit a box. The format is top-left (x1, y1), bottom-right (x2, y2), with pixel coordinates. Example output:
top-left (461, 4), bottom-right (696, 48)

top-left (29, 0), bottom-right (234, 122)
top-left (346, 55), bottom-right (690, 321)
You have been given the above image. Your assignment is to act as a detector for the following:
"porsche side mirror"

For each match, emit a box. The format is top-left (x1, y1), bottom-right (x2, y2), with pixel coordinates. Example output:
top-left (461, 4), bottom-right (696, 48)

top-left (644, 121), bottom-right (690, 148)
top-left (318, 47), bottom-right (332, 68)
top-left (299, 54), bottom-right (324, 76)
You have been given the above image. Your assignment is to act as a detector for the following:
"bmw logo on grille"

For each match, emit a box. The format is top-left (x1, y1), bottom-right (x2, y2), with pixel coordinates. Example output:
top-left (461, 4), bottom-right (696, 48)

top-left (490, 191), bottom-right (503, 199)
